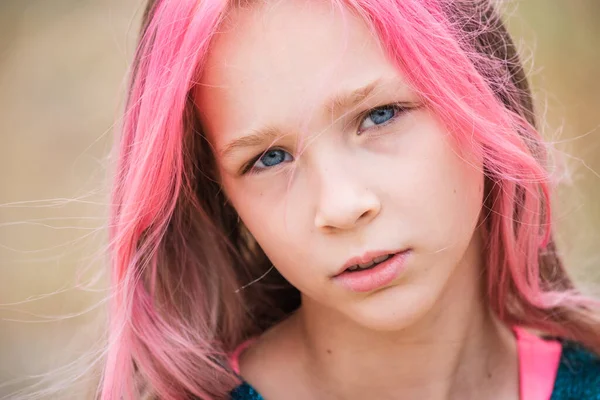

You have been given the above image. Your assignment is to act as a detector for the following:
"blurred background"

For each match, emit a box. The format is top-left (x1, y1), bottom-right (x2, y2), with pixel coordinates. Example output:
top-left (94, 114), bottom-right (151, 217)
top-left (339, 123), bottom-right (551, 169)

top-left (0, 1), bottom-right (599, 398)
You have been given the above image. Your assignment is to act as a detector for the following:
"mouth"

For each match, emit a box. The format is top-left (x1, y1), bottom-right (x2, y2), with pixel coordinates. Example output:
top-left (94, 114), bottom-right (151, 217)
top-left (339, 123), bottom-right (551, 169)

top-left (332, 250), bottom-right (411, 292)
top-left (345, 254), bottom-right (394, 272)
top-left (335, 250), bottom-right (407, 276)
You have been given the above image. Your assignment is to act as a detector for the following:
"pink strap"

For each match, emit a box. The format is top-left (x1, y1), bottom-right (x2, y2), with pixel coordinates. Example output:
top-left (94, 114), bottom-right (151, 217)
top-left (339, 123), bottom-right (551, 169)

top-left (514, 327), bottom-right (562, 400)
top-left (230, 339), bottom-right (256, 375)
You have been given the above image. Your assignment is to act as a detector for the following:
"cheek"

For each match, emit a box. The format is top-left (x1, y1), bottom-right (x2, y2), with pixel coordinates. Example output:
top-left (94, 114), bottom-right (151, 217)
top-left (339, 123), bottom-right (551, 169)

top-left (227, 184), bottom-right (303, 238)
top-left (223, 177), bottom-right (335, 302)
top-left (223, 176), bottom-right (315, 275)
top-left (385, 120), bottom-right (484, 250)
top-left (428, 154), bottom-right (484, 246)
top-left (435, 179), bottom-right (483, 261)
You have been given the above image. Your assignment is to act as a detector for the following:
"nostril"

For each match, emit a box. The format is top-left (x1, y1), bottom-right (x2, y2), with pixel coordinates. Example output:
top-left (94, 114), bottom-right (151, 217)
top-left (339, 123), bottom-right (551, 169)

top-left (358, 210), bottom-right (371, 221)
top-left (314, 190), bottom-right (381, 231)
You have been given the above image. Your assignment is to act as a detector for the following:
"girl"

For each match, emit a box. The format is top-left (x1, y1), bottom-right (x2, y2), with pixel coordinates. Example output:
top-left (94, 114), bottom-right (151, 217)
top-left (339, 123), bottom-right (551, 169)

top-left (104, 0), bottom-right (600, 399)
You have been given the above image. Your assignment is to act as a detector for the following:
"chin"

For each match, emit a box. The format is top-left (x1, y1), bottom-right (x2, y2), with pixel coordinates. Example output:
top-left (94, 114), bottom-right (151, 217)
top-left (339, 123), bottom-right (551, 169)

top-left (343, 283), bottom-right (438, 333)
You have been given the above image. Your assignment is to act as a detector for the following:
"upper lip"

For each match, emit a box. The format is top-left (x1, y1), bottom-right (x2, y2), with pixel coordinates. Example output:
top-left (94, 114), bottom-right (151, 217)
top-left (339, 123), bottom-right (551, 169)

top-left (334, 249), bottom-right (403, 276)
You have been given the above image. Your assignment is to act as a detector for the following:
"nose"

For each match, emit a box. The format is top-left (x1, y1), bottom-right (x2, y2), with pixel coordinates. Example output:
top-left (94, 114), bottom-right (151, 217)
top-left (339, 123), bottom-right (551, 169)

top-left (313, 165), bottom-right (381, 232)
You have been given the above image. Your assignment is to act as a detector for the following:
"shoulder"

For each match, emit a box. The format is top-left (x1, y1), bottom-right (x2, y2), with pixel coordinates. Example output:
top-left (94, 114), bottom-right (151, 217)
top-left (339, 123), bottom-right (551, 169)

top-left (551, 340), bottom-right (600, 399)
top-left (229, 315), bottom-right (307, 399)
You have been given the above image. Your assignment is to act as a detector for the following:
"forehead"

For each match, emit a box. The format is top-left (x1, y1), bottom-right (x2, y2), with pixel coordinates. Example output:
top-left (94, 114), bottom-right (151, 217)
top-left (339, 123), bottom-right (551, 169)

top-left (195, 0), bottom-right (402, 145)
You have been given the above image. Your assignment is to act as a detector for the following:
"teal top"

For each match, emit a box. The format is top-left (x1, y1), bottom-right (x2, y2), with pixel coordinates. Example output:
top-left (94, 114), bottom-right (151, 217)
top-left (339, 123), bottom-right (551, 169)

top-left (230, 341), bottom-right (600, 399)
top-left (550, 341), bottom-right (600, 399)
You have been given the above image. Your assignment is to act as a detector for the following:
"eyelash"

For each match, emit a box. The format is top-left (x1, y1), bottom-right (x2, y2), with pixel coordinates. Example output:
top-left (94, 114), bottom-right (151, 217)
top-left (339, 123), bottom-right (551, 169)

top-left (242, 102), bottom-right (413, 175)
top-left (355, 102), bottom-right (409, 134)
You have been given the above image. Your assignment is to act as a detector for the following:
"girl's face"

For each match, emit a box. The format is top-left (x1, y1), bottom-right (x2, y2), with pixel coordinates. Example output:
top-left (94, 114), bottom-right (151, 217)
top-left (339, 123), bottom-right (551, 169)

top-left (196, 1), bottom-right (484, 330)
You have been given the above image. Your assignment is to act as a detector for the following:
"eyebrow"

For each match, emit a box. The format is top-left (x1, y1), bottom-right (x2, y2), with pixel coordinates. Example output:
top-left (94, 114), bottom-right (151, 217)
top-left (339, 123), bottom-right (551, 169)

top-left (220, 77), bottom-right (389, 159)
top-left (220, 125), bottom-right (285, 159)
top-left (326, 78), bottom-right (383, 115)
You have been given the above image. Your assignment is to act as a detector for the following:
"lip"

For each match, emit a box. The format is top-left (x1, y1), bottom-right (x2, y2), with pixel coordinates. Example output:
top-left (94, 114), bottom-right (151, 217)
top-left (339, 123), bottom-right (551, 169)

top-left (335, 249), bottom-right (406, 277)
top-left (332, 250), bottom-right (411, 293)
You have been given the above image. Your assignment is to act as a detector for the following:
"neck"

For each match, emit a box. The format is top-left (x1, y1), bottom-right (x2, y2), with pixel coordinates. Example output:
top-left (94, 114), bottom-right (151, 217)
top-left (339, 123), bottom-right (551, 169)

top-left (291, 239), bottom-right (519, 399)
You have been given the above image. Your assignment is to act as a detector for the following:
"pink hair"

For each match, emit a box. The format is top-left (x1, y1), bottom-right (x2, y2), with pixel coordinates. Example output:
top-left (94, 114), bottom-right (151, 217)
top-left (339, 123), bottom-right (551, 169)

top-left (103, 0), bottom-right (600, 398)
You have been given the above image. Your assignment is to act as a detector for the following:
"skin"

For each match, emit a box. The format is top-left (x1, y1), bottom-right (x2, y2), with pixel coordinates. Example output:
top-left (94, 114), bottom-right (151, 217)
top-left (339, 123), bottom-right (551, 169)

top-left (195, 1), bottom-right (519, 399)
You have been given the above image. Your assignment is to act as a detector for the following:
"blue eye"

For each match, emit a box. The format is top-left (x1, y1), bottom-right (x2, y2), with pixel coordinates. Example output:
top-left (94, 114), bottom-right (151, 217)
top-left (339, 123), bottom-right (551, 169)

top-left (359, 105), bottom-right (400, 132)
top-left (253, 149), bottom-right (293, 170)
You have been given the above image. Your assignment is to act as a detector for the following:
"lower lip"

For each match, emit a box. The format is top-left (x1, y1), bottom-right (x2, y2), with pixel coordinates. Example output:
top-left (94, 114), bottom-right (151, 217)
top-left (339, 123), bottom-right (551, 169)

top-left (333, 251), bottom-right (411, 293)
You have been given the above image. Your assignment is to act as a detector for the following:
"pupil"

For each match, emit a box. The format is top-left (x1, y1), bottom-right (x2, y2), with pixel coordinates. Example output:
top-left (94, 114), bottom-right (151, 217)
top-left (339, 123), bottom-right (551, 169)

top-left (261, 150), bottom-right (285, 167)
top-left (370, 106), bottom-right (395, 125)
